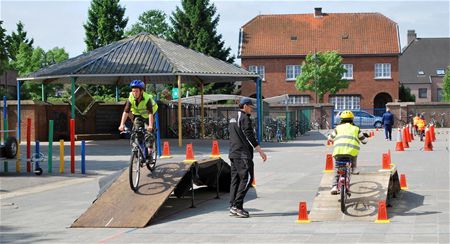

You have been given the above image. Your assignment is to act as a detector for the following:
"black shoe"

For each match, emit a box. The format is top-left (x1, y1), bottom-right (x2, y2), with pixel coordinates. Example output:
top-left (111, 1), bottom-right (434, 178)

top-left (229, 206), bottom-right (238, 216)
top-left (235, 208), bottom-right (250, 218)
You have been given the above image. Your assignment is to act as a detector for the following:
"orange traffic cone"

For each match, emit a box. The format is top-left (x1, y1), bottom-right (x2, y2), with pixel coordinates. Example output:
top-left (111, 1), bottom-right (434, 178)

top-left (406, 126), bottom-right (412, 143)
top-left (210, 140), bottom-right (221, 158)
top-left (296, 202), bottom-right (311, 223)
top-left (402, 128), bottom-right (409, 148)
top-left (409, 125), bottom-right (414, 141)
top-left (387, 149), bottom-right (392, 165)
top-left (160, 141), bottom-right (173, 159)
top-left (323, 154), bottom-right (334, 173)
top-left (430, 124), bottom-right (436, 142)
top-left (424, 129), bottom-right (433, 151)
top-left (376, 127), bottom-right (379, 132)
top-left (382, 153), bottom-right (390, 170)
top-left (183, 143), bottom-right (197, 163)
top-left (375, 201), bottom-right (390, 223)
top-left (400, 174), bottom-right (408, 190)
top-left (395, 128), bottom-right (404, 151)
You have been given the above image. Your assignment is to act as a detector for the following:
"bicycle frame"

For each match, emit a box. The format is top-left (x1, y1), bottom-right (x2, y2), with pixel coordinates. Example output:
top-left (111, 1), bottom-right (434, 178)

top-left (336, 160), bottom-right (352, 212)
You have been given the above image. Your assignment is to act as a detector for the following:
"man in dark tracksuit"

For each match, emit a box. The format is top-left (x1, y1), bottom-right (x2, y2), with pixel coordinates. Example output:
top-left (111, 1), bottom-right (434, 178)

top-left (228, 97), bottom-right (267, 218)
top-left (382, 108), bottom-right (394, 141)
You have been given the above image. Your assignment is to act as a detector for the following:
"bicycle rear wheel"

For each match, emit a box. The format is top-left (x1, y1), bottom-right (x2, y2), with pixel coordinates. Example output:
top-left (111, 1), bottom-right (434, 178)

top-left (340, 184), bottom-right (346, 213)
top-left (146, 140), bottom-right (157, 171)
top-left (129, 151), bottom-right (140, 192)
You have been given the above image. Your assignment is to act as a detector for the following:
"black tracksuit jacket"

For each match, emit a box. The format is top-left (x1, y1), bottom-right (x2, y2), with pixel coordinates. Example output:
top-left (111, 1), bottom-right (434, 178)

top-left (228, 110), bottom-right (259, 159)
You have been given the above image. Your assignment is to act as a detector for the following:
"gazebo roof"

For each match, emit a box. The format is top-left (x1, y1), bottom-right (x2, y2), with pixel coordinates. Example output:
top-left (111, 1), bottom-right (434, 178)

top-left (19, 33), bottom-right (259, 85)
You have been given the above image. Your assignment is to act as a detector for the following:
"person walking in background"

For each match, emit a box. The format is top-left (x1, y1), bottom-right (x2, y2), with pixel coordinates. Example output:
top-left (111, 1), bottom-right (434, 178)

top-left (382, 108), bottom-right (394, 141)
top-left (417, 115), bottom-right (426, 141)
top-left (413, 113), bottom-right (420, 135)
top-left (228, 97), bottom-right (267, 218)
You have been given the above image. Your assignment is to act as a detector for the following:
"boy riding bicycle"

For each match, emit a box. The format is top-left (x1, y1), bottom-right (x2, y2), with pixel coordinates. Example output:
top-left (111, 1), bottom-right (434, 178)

top-left (328, 110), bottom-right (368, 195)
top-left (118, 80), bottom-right (158, 163)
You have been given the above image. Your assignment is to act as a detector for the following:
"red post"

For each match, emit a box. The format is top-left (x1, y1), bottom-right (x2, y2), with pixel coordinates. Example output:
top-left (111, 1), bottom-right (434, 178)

top-left (70, 119), bottom-right (75, 173)
top-left (26, 118), bottom-right (31, 172)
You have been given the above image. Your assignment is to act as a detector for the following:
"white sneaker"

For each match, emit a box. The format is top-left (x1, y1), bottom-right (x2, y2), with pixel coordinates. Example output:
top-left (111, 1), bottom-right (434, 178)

top-left (351, 168), bottom-right (360, 175)
top-left (330, 186), bottom-right (338, 195)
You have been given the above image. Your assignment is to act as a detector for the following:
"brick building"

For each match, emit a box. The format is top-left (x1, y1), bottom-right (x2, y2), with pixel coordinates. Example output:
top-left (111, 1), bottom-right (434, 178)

top-left (238, 8), bottom-right (400, 112)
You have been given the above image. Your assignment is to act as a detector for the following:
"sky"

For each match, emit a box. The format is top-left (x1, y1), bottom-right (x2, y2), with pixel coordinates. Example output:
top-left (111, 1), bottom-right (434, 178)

top-left (1, 0), bottom-right (449, 63)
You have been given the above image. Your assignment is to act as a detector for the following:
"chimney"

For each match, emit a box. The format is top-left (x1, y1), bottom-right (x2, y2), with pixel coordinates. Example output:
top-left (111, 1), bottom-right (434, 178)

top-left (314, 7), bottom-right (323, 18)
top-left (407, 30), bottom-right (416, 45)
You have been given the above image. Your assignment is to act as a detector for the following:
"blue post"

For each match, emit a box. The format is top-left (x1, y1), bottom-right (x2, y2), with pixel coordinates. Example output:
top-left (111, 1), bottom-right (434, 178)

top-left (115, 85), bottom-right (119, 102)
top-left (155, 111), bottom-right (162, 158)
top-left (17, 80), bottom-right (21, 142)
top-left (36, 140), bottom-right (40, 157)
top-left (81, 140), bottom-right (85, 174)
top-left (3, 96), bottom-right (6, 144)
top-left (256, 78), bottom-right (261, 144)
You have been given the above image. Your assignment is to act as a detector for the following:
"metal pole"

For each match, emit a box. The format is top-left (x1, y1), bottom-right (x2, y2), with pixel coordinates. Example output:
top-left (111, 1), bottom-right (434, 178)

top-left (256, 78), bottom-right (261, 144)
top-left (41, 83), bottom-right (45, 102)
top-left (16, 80), bottom-right (21, 142)
top-left (201, 82), bottom-right (204, 138)
top-left (71, 77), bottom-right (77, 119)
top-left (115, 85), bottom-right (119, 102)
top-left (3, 96), bottom-right (7, 143)
top-left (177, 76), bottom-right (182, 147)
top-left (155, 111), bottom-right (162, 157)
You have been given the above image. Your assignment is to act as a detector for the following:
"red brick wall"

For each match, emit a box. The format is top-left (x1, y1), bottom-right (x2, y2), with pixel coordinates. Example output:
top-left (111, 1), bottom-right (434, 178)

top-left (241, 56), bottom-right (399, 109)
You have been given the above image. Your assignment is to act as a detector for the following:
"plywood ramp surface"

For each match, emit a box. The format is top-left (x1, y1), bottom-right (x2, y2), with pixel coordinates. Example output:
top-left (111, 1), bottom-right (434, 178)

top-left (72, 162), bottom-right (191, 228)
top-left (309, 168), bottom-right (391, 222)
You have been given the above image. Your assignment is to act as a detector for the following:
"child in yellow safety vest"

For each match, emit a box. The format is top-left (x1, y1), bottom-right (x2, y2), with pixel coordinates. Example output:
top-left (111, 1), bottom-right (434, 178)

top-left (417, 115), bottom-right (426, 141)
top-left (413, 113), bottom-right (420, 136)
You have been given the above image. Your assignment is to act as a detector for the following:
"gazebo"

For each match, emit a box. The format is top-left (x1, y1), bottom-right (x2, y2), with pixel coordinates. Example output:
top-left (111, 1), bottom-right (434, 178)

top-left (16, 33), bottom-right (263, 146)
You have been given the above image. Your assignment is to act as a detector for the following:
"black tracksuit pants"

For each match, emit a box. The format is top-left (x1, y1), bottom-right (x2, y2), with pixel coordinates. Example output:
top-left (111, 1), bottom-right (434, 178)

top-left (229, 158), bottom-right (254, 209)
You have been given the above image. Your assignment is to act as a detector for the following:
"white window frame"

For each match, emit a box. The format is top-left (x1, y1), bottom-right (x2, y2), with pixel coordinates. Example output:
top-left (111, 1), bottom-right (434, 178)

top-left (330, 96), bottom-right (360, 110)
top-left (374, 63), bottom-right (391, 79)
top-left (342, 64), bottom-right (353, 79)
top-left (248, 65), bottom-right (265, 80)
top-left (285, 65), bottom-right (301, 81)
top-left (436, 69), bottom-right (445, 76)
top-left (282, 95), bottom-right (310, 105)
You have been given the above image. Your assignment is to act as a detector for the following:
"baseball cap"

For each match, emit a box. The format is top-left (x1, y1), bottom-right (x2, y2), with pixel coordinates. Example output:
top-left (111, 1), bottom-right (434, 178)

top-left (239, 97), bottom-right (255, 108)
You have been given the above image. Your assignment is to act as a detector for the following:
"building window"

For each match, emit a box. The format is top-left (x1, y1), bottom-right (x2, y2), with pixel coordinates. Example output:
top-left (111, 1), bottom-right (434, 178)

top-left (437, 88), bottom-right (444, 101)
top-left (285, 65), bottom-right (301, 80)
top-left (417, 70), bottom-right (425, 76)
top-left (330, 96), bottom-right (360, 110)
top-left (374, 63), bottom-right (391, 79)
top-left (436, 69), bottom-right (445, 76)
top-left (418, 88), bottom-right (427, 98)
top-left (248, 65), bottom-right (265, 80)
top-left (282, 95), bottom-right (309, 105)
top-left (342, 64), bottom-right (353, 79)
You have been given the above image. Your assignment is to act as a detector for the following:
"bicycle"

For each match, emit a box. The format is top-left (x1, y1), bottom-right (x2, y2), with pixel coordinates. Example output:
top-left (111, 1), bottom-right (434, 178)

top-left (335, 158), bottom-right (352, 213)
top-left (122, 127), bottom-right (157, 192)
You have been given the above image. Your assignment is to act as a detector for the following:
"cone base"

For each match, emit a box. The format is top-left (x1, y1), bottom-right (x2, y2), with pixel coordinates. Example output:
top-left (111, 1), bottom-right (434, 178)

top-left (296, 219), bottom-right (311, 224)
top-left (400, 187), bottom-right (408, 190)
top-left (160, 155), bottom-right (173, 159)
top-left (183, 159), bottom-right (197, 163)
top-left (323, 170), bottom-right (334, 173)
top-left (210, 155), bottom-right (221, 158)
top-left (374, 219), bottom-right (390, 223)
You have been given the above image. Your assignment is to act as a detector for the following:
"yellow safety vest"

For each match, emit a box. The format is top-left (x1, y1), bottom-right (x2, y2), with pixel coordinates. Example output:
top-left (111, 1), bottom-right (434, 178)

top-left (413, 116), bottom-right (420, 126)
top-left (417, 119), bottom-right (426, 130)
top-left (128, 92), bottom-right (158, 118)
top-left (332, 123), bottom-right (361, 157)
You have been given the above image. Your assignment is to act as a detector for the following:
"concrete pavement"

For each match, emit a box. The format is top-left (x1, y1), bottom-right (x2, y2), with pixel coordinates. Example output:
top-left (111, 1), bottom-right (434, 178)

top-left (1, 128), bottom-right (449, 243)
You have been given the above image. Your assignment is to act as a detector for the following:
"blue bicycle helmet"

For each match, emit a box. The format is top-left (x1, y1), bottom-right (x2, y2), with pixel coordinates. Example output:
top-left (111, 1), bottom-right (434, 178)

top-left (130, 80), bottom-right (145, 89)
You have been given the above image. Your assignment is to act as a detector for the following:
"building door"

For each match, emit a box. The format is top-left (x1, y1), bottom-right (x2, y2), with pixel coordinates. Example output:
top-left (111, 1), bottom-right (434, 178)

top-left (373, 92), bottom-right (392, 116)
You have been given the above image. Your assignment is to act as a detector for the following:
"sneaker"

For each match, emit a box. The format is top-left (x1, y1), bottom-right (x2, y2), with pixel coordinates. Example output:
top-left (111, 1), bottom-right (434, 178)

top-left (235, 208), bottom-right (250, 218)
top-left (229, 206), bottom-right (238, 216)
top-left (330, 185), bottom-right (338, 195)
top-left (351, 168), bottom-right (360, 175)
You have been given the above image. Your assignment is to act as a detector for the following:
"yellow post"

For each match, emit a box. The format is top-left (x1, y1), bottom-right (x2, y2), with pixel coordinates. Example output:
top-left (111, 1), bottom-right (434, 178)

top-left (16, 142), bottom-right (20, 173)
top-left (200, 82), bottom-right (205, 138)
top-left (177, 75), bottom-right (182, 147)
top-left (59, 139), bottom-right (64, 173)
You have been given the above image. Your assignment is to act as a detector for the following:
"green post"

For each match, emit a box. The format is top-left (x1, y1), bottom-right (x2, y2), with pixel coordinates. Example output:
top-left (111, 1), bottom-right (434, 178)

top-left (4, 161), bottom-right (8, 173)
top-left (71, 77), bottom-right (76, 119)
top-left (48, 120), bottom-right (54, 173)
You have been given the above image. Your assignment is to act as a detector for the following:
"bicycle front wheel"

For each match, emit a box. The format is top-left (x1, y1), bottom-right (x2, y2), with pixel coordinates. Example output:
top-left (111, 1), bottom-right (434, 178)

top-left (340, 184), bottom-right (346, 213)
top-left (129, 151), bottom-right (140, 192)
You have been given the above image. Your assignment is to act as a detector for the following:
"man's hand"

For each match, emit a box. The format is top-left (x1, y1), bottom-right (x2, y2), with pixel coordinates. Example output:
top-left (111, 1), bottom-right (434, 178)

top-left (118, 124), bottom-right (125, 132)
top-left (259, 151), bottom-right (267, 162)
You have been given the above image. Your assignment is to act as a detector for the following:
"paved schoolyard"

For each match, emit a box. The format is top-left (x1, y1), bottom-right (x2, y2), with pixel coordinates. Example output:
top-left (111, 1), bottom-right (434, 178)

top-left (0, 128), bottom-right (449, 243)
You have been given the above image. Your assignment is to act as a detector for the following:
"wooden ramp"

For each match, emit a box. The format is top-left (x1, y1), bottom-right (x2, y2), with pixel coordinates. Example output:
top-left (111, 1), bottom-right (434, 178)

top-left (309, 166), bottom-right (400, 222)
top-left (71, 162), bottom-right (193, 228)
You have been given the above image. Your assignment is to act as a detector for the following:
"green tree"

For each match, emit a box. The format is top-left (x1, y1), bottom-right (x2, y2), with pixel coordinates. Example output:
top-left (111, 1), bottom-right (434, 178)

top-left (84, 0), bottom-right (128, 51)
top-left (0, 21), bottom-right (9, 74)
top-left (443, 66), bottom-right (450, 101)
top-left (295, 51), bottom-right (349, 103)
top-left (6, 21), bottom-right (34, 62)
top-left (126, 10), bottom-right (170, 38)
top-left (399, 84), bottom-right (415, 102)
top-left (170, 0), bottom-right (235, 95)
